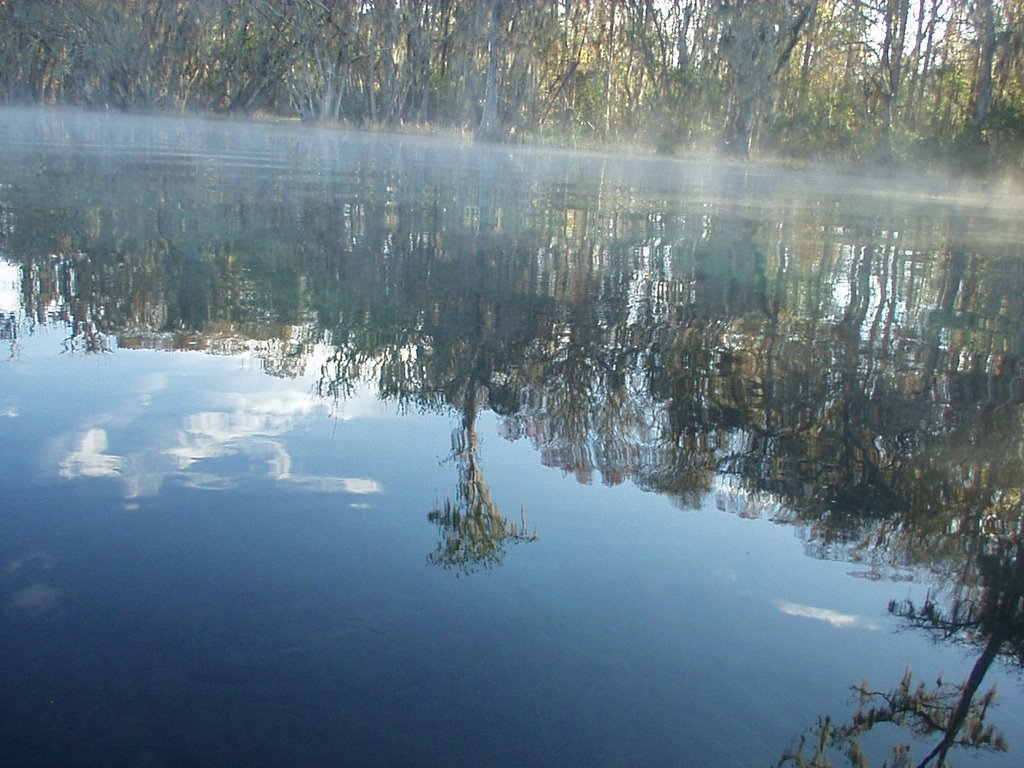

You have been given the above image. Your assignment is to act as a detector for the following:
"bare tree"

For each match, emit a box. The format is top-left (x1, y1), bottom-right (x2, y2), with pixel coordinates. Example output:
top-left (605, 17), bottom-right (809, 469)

top-left (715, 0), bottom-right (817, 158)
top-left (477, 0), bottom-right (503, 139)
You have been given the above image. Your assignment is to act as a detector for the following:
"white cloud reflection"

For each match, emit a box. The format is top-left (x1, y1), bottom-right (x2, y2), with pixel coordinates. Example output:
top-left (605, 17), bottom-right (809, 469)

top-left (777, 601), bottom-right (881, 631)
top-left (56, 358), bottom-right (385, 502)
top-left (59, 428), bottom-right (122, 479)
top-left (289, 476), bottom-right (383, 494)
top-left (167, 409), bottom-right (299, 469)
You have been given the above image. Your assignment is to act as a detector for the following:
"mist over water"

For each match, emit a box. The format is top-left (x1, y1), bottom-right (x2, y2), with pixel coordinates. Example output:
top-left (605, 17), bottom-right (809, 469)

top-left (1, 107), bottom-right (1024, 768)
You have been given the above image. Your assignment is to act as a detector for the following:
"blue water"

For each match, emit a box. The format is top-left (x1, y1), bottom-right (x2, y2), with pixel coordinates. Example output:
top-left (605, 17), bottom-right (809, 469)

top-left (1, 107), bottom-right (1023, 767)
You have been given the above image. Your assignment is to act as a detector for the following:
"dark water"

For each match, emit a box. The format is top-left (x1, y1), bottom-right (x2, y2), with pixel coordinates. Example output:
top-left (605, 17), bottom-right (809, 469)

top-left (1, 107), bottom-right (1023, 768)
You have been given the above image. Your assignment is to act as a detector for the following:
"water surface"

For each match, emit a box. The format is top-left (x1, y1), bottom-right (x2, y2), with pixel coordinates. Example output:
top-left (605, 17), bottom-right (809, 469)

top-left (2, 107), bottom-right (1023, 767)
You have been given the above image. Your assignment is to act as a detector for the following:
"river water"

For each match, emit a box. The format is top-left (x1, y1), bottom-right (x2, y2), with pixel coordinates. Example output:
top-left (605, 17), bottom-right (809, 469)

top-left (1, 107), bottom-right (1023, 767)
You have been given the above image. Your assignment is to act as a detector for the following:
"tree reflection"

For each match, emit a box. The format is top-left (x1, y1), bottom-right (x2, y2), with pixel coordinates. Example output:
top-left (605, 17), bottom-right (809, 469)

top-left (428, 393), bottom-right (538, 574)
top-left (779, 676), bottom-right (1006, 768)
top-left (780, 536), bottom-right (1024, 768)
top-left (4, 134), bottom-right (1024, 583)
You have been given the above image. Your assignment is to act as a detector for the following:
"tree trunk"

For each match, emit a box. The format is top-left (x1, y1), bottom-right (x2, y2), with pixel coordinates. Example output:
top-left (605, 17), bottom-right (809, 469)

top-left (879, 0), bottom-right (910, 157)
top-left (604, 0), bottom-right (617, 135)
top-left (477, 0), bottom-right (501, 140)
top-left (929, 630), bottom-right (1003, 767)
top-left (725, 80), bottom-right (760, 159)
top-left (971, 0), bottom-right (995, 131)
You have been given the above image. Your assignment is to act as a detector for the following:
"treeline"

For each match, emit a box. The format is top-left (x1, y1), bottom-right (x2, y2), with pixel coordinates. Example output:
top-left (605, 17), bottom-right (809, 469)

top-left (1, 0), bottom-right (1023, 166)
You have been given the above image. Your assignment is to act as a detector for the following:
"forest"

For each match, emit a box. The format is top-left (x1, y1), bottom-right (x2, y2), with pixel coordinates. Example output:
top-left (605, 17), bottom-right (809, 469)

top-left (1, 0), bottom-right (1022, 170)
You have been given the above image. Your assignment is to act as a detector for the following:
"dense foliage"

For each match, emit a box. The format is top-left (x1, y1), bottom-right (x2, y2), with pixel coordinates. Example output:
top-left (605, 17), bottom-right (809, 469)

top-left (1, 0), bottom-right (1022, 167)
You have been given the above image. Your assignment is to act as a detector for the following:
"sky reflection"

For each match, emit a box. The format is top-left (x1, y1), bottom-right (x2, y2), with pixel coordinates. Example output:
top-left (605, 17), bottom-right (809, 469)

top-left (2, 110), bottom-right (1023, 767)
